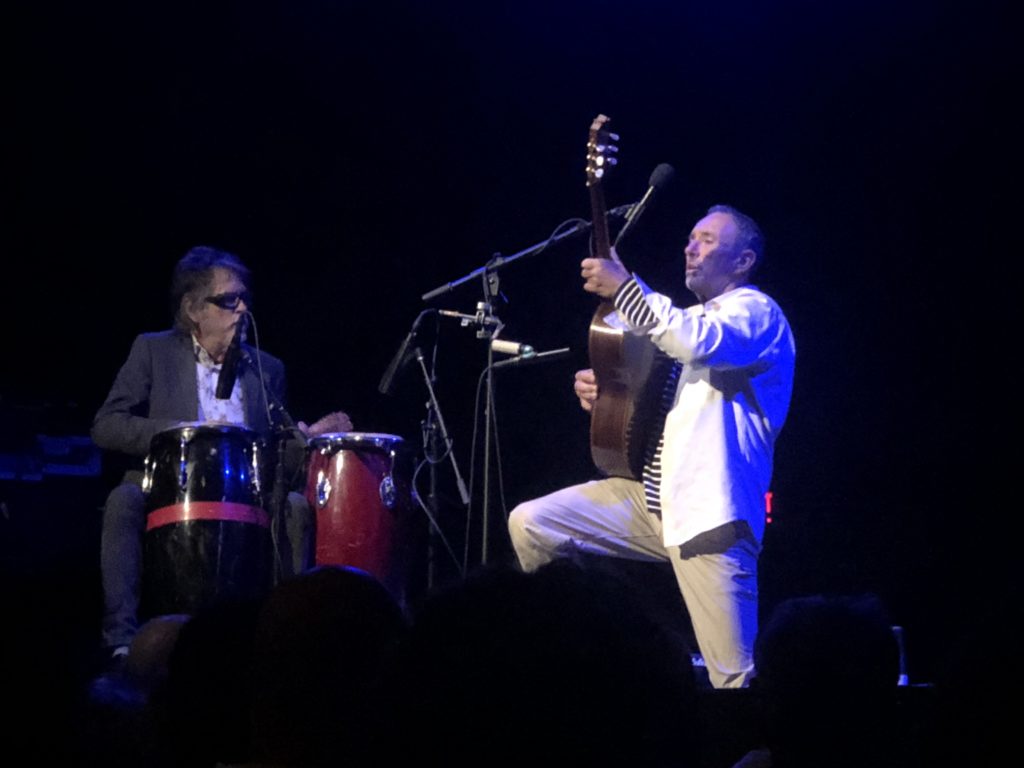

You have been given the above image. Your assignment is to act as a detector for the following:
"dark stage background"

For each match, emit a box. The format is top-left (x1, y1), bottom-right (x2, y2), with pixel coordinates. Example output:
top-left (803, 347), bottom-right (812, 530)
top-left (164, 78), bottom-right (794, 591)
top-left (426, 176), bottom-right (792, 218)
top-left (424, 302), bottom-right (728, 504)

top-left (2, 1), bottom-right (1018, 685)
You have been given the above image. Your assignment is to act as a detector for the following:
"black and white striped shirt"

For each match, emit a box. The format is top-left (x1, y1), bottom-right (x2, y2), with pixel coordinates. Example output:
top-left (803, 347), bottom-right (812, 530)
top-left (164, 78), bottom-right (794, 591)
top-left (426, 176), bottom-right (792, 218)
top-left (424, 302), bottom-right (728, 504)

top-left (612, 278), bottom-right (682, 516)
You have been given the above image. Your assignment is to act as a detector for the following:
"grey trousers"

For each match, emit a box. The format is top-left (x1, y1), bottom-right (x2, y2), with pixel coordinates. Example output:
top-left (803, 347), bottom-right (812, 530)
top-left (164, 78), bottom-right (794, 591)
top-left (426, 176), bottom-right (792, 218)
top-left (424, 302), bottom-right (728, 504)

top-left (507, 476), bottom-right (760, 689)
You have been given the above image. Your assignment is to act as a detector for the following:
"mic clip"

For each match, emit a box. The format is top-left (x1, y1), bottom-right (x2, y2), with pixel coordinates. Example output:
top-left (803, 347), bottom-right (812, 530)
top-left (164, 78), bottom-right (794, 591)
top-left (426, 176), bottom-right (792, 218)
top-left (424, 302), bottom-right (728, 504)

top-left (438, 303), bottom-right (504, 339)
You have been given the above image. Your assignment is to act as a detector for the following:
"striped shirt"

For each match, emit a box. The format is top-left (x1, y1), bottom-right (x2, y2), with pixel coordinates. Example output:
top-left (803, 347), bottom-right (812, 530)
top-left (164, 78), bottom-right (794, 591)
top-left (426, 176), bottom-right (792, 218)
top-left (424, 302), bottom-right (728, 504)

top-left (612, 278), bottom-right (682, 516)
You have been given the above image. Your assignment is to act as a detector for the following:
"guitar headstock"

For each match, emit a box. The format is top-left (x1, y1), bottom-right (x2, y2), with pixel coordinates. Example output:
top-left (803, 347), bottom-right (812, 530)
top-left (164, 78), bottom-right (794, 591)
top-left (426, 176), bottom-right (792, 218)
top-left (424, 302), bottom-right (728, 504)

top-left (586, 114), bottom-right (619, 188)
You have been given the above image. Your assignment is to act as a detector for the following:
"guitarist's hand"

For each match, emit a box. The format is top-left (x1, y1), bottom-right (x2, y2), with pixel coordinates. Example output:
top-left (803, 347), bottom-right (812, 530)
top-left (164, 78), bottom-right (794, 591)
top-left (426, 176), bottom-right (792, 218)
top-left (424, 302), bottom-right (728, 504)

top-left (581, 248), bottom-right (629, 298)
top-left (574, 368), bottom-right (599, 413)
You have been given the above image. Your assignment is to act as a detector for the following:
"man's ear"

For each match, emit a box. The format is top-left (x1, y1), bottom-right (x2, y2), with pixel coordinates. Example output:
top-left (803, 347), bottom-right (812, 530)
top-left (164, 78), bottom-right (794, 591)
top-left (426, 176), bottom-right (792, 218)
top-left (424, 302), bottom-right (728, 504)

top-left (182, 296), bottom-right (201, 326)
top-left (736, 248), bottom-right (757, 276)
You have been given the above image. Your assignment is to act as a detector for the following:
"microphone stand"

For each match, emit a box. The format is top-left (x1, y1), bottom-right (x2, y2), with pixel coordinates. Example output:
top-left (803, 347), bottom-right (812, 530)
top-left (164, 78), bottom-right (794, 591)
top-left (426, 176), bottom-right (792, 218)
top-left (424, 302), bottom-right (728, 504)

top-left (438, 263), bottom-right (504, 566)
top-left (475, 266), bottom-right (500, 566)
top-left (413, 345), bottom-right (470, 580)
top-left (420, 214), bottom-right (626, 564)
top-left (420, 219), bottom-right (591, 302)
top-left (423, 381), bottom-right (440, 590)
top-left (237, 322), bottom-right (308, 584)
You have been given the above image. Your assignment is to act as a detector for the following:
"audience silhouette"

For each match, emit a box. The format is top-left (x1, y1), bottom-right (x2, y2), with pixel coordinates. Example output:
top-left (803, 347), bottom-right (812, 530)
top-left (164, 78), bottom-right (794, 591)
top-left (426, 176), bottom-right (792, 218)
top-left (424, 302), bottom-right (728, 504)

top-left (156, 599), bottom-right (262, 767)
top-left (373, 557), bottom-right (701, 767)
top-left (246, 564), bottom-right (410, 768)
top-left (65, 564), bottom-right (980, 768)
top-left (730, 592), bottom-right (915, 768)
top-left (78, 613), bottom-right (191, 767)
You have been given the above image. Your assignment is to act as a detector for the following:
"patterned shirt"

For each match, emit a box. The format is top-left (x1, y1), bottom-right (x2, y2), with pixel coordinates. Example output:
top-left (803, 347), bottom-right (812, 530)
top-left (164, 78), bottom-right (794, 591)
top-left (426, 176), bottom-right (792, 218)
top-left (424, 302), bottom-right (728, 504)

top-left (192, 335), bottom-right (246, 425)
top-left (613, 279), bottom-right (682, 516)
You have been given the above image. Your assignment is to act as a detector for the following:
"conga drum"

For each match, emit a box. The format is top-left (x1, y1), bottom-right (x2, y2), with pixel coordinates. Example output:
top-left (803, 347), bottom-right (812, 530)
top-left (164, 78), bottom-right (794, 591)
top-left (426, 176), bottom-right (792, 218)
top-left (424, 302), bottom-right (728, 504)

top-left (304, 432), bottom-right (419, 606)
top-left (141, 422), bottom-right (274, 618)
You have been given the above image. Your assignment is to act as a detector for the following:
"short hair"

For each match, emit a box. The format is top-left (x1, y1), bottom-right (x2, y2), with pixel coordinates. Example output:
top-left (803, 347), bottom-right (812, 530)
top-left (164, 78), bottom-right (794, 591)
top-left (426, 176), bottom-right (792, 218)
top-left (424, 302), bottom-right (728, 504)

top-left (708, 204), bottom-right (765, 274)
top-left (169, 245), bottom-right (251, 332)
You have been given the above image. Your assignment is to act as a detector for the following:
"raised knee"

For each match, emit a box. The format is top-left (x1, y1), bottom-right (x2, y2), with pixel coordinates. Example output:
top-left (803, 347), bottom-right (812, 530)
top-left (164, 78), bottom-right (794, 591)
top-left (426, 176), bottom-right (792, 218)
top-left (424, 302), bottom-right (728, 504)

top-left (507, 501), bottom-right (536, 540)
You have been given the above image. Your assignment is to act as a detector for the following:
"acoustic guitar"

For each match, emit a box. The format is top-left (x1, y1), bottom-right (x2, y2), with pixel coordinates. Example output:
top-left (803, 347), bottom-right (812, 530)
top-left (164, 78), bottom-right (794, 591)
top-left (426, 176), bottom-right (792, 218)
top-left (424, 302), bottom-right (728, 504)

top-left (585, 114), bottom-right (675, 480)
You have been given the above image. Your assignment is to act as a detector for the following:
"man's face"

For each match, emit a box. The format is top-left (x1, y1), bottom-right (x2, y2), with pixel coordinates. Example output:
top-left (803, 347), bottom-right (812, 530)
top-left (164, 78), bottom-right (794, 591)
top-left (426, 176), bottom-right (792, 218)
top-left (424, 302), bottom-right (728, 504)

top-left (189, 267), bottom-right (249, 358)
top-left (683, 211), bottom-right (743, 302)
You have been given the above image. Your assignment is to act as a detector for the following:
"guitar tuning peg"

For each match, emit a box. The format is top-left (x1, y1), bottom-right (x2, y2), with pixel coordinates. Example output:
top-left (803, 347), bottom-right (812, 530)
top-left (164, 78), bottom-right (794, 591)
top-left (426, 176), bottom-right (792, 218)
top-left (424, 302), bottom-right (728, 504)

top-left (605, 157), bottom-right (618, 166)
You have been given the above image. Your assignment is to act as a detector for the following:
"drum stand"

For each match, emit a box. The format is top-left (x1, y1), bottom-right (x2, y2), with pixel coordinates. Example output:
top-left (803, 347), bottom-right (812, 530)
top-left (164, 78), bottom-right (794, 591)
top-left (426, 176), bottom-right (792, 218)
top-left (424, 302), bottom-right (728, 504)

top-left (268, 429), bottom-right (290, 581)
top-left (263, 390), bottom-right (308, 584)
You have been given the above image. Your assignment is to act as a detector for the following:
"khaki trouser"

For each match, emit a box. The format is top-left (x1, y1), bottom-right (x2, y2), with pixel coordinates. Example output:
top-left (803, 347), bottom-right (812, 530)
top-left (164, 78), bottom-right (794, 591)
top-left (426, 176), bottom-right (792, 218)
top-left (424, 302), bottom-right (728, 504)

top-left (508, 476), bottom-right (759, 689)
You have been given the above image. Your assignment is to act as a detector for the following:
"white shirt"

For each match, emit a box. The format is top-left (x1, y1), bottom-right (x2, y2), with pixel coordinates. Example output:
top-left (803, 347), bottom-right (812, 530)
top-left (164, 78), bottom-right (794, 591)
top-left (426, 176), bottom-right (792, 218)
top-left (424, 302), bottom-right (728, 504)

top-left (615, 277), bottom-right (796, 546)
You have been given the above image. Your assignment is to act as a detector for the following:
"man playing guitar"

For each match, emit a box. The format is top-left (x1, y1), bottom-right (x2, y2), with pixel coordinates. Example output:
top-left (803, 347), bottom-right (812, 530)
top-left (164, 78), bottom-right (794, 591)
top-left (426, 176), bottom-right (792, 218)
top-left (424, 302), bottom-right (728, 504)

top-left (508, 203), bottom-right (796, 689)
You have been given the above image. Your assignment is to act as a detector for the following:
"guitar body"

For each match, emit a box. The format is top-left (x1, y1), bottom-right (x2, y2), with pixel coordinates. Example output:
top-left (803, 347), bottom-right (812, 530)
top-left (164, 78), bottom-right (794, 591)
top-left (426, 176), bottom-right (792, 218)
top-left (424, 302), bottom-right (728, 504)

top-left (583, 115), bottom-right (675, 480)
top-left (588, 302), bottom-right (676, 479)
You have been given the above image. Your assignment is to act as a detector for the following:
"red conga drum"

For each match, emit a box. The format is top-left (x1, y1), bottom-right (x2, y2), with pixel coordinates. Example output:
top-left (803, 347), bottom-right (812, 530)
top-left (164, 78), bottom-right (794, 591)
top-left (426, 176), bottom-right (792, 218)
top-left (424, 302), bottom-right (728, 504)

top-left (304, 432), bottom-right (418, 606)
top-left (141, 422), bottom-right (274, 618)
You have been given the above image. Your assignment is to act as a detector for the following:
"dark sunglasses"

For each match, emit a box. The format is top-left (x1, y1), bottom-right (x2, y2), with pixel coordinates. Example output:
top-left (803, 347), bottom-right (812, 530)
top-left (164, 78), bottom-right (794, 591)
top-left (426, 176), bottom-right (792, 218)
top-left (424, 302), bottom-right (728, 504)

top-left (205, 291), bottom-right (251, 310)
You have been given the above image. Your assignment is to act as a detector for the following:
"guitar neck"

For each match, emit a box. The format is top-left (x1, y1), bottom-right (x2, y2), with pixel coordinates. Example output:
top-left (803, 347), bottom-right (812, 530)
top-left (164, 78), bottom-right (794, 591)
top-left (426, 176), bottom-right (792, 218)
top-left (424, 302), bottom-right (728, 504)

top-left (589, 183), bottom-right (612, 261)
top-left (585, 113), bottom-right (616, 263)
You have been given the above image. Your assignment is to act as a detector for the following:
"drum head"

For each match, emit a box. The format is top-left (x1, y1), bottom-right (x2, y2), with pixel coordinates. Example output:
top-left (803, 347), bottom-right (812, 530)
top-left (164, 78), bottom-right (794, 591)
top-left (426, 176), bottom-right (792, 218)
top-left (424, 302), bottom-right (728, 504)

top-left (152, 421), bottom-right (259, 442)
top-left (144, 421), bottom-right (267, 511)
top-left (307, 432), bottom-right (407, 454)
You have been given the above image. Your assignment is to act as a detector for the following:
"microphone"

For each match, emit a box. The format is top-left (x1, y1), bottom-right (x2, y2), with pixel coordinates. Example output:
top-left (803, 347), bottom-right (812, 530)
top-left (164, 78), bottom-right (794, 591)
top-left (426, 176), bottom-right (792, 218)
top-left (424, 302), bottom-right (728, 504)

top-left (215, 315), bottom-right (246, 399)
top-left (613, 162), bottom-right (675, 248)
top-left (491, 339), bottom-right (535, 357)
top-left (492, 347), bottom-right (571, 370)
top-left (438, 309), bottom-right (501, 326)
top-left (379, 310), bottom-right (431, 396)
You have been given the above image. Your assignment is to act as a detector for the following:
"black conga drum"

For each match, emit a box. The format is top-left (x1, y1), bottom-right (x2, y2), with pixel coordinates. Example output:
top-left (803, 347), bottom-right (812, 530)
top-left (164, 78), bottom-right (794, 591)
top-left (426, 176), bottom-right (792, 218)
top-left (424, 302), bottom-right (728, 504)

top-left (141, 422), bottom-right (274, 618)
top-left (304, 432), bottom-right (420, 607)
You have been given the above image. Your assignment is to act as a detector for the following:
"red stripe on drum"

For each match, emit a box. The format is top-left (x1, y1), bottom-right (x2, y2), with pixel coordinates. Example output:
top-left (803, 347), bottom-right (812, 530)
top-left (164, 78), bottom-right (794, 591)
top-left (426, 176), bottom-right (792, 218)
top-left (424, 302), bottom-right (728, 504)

top-left (146, 501), bottom-right (270, 531)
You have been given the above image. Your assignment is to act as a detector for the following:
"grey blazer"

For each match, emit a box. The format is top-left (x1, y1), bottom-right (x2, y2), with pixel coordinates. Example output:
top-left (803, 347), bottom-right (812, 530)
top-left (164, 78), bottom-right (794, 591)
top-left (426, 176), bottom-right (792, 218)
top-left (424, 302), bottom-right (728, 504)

top-left (91, 329), bottom-right (287, 459)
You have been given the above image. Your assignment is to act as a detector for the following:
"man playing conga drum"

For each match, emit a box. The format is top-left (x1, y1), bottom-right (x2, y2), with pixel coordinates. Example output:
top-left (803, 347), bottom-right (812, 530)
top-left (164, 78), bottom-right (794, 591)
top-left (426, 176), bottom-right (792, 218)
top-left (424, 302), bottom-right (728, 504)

top-left (91, 245), bottom-right (351, 670)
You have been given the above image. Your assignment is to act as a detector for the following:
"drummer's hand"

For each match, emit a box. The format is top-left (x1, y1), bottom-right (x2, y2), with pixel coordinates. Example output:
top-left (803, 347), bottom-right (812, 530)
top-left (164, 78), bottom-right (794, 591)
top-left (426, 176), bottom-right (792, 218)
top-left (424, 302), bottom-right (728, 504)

top-left (299, 410), bottom-right (353, 438)
top-left (574, 368), bottom-right (599, 413)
